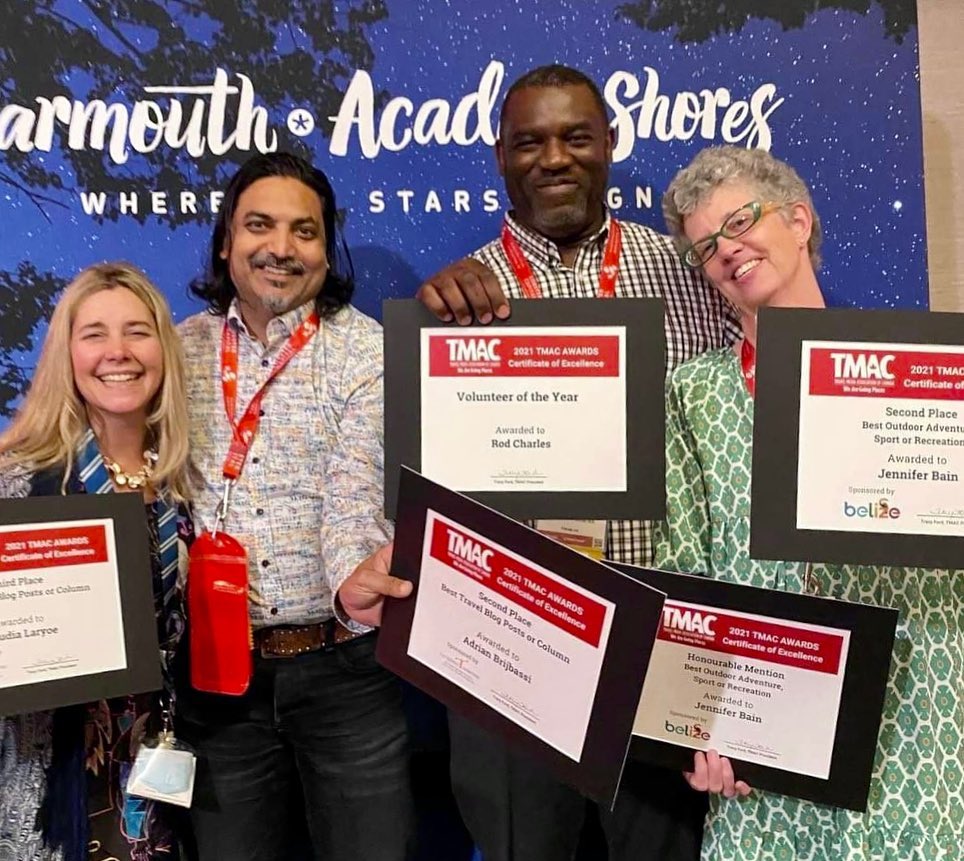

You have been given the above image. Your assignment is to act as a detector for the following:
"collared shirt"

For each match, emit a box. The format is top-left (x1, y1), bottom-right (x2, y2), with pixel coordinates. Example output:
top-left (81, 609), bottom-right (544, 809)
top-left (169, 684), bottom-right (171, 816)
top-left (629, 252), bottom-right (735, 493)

top-left (178, 298), bottom-right (392, 629)
top-left (472, 211), bottom-right (741, 566)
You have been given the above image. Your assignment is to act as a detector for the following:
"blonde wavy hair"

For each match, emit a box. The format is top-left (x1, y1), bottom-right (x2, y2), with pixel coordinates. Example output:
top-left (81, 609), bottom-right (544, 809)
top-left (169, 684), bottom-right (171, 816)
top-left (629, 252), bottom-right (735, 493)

top-left (0, 262), bottom-right (193, 500)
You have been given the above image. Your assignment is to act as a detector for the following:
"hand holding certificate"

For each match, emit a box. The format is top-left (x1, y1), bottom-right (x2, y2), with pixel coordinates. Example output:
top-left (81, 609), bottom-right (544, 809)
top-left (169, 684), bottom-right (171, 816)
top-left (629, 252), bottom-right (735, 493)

top-left (377, 468), bottom-right (667, 807)
top-left (619, 565), bottom-right (897, 811)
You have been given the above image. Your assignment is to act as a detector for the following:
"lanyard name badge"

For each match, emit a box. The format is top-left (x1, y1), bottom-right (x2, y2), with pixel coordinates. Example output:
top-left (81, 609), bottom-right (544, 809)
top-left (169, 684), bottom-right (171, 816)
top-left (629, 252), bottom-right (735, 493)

top-left (188, 312), bottom-right (320, 695)
top-left (502, 218), bottom-right (622, 549)
top-left (127, 700), bottom-right (197, 808)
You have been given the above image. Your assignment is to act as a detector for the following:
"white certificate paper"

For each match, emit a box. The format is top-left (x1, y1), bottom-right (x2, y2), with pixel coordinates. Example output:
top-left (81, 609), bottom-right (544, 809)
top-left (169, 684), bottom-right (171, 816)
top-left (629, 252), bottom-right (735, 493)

top-left (420, 327), bottom-right (627, 492)
top-left (0, 519), bottom-right (127, 687)
top-left (797, 341), bottom-right (964, 536)
top-left (407, 510), bottom-right (615, 760)
top-left (633, 599), bottom-right (850, 778)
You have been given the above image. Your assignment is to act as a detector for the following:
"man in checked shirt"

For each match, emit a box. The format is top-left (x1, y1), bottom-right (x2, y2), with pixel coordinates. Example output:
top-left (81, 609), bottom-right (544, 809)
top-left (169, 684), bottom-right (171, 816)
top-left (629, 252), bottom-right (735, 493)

top-left (415, 65), bottom-right (741, 861)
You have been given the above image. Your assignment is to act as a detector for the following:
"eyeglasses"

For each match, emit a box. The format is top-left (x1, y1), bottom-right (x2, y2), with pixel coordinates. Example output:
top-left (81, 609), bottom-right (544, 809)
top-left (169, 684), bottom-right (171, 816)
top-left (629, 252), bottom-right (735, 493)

top-left (679, 200), bottom-right (784, 269)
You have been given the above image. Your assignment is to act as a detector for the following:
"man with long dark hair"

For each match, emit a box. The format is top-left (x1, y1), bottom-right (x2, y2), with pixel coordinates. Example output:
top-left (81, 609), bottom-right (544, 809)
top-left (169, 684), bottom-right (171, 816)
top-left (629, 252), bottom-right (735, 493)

top-left (176, 152), bottom-right (414, 861)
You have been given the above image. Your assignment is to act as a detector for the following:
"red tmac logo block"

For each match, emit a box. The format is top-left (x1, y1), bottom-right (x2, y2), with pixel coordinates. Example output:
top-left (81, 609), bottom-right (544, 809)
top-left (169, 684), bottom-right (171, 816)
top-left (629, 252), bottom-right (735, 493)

top-left (809, 347), bottom-right (964, 400)
top-left (658, 601), bottom-right (845, 675)
top-left (429, 520), bottom-right (606, 647)
top-left (428, 334), bottom-right (620, 377)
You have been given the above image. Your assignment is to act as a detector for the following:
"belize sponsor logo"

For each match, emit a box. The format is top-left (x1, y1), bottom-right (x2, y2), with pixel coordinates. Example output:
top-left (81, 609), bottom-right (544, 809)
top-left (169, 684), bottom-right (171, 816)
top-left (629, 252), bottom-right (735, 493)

top-left (664, 719), bottom-right (711, 741)
top-left (843, 498), bottom-right (901, 519)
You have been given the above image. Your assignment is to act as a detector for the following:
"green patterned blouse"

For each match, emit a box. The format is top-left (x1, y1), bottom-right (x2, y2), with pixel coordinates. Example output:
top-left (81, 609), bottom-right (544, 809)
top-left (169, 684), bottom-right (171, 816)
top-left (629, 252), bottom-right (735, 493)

top-left (655, 346), bottom-right (963, 861)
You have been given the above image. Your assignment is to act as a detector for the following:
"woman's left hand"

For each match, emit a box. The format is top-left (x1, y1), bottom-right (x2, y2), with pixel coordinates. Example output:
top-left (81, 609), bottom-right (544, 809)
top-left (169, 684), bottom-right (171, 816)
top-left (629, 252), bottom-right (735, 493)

top-left (684, 750), bottom-right (752, 798)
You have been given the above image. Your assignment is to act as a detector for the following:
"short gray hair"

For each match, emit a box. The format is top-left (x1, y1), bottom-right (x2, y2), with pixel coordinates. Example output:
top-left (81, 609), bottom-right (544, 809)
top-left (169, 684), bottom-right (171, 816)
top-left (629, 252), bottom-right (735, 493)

top-left (662, 146), bottom-right (823, 270)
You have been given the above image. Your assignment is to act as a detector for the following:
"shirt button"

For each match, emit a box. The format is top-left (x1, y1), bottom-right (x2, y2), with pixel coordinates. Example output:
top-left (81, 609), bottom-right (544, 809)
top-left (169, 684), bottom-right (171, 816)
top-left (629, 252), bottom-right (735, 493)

top-left (261, 559), bottom-right (271, 568)
top-left (270, 607), bottom-right (278, 616)
top-left (261, 359), bottom-right (270, 368)
top-left (252, 457), bottom-right (260, 464)
top-left (256, 508), bottom-right (264, 516)
top-left (259, 409), bottom-right (265, 417)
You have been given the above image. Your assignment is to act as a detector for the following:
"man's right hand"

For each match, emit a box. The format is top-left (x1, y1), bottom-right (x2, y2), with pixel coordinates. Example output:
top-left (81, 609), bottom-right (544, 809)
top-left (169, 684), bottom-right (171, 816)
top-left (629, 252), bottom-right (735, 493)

top-left (416, 257), bottom-right (511, 325)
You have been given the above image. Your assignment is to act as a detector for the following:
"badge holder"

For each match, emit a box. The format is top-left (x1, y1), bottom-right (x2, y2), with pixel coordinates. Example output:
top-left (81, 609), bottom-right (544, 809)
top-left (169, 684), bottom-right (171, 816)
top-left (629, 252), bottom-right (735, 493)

top-left (188, 480), bottom-right (253, 695)
top-left (127, 704), bottom-right (197, 808)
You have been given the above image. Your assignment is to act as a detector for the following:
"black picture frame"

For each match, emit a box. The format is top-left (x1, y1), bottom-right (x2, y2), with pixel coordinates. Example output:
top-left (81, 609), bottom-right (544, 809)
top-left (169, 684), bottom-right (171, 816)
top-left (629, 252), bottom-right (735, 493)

top-left (383, 298), bottom-right (665, 521)
top-left (0, 493), bottom-right (163, 715)
top-left (616, 564), bottom-right (898, 811)
top-left (750, 307), bottom-right (964, 569)
top-left (377, 468), bottom-right (666, 807)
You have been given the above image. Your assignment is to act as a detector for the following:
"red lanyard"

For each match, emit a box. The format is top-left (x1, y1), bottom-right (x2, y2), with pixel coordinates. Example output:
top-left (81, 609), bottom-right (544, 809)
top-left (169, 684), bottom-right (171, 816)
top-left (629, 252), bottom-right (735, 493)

top-left (501, 218), bottom-right (623, 299)
top-left (740, 338), bottom-right (756, 398)
top-left (219, 311), bottom-right (320, 479)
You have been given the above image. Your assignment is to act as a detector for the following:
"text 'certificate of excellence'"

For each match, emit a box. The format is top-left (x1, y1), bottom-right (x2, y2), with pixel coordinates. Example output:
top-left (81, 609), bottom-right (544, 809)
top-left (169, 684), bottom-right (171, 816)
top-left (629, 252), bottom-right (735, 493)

top-left (420, 327), bottom-right (626, 493)
top-left (797, 342), bottom-right (964, 536)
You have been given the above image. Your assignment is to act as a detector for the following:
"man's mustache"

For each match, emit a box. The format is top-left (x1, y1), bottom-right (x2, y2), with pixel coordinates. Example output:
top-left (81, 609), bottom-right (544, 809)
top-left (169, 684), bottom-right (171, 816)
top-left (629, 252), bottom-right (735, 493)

top-left (250, 252), bottom-right (306, 275)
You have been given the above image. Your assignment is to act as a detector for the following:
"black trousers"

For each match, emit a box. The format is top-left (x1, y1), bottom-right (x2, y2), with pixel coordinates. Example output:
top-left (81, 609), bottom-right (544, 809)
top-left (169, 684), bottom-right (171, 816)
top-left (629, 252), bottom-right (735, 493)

top-left (177, 636), bottom-right (415, 861)
top-left (449, 712), bottom-right (707, 861)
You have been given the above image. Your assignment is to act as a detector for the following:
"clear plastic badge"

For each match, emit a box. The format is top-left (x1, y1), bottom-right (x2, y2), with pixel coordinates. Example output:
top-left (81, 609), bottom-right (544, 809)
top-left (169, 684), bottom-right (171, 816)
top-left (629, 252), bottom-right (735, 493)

top-left (126, 730), bottom-right (197, 808)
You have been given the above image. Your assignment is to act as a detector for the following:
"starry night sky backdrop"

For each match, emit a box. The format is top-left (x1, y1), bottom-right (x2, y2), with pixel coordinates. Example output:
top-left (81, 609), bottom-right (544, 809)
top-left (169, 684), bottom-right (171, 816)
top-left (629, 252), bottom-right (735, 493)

top-left (0, 0), bottom-right (925, 419)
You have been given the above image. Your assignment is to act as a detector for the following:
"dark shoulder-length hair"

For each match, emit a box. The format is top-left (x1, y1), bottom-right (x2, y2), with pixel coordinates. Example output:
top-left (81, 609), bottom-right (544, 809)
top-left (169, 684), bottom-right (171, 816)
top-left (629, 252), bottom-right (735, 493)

top-left (190, 152), bottom-right (354, 318)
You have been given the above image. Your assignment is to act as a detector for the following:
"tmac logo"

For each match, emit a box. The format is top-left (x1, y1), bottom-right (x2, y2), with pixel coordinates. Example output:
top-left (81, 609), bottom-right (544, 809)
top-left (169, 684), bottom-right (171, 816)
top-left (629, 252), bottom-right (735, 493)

top-left (830, 352), bottom-right (896, 380)
top-left (446, 529), bottom-right (494, 571)
top-left (446, 338), bottom-right (501, 363)
top-left (662, 606), bottom-right (717, 636)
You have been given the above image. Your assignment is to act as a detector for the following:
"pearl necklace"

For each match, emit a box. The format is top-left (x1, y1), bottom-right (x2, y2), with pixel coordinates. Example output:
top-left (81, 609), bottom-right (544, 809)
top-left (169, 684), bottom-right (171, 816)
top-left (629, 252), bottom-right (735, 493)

top-left (103, 449), bottom-right (159, 490)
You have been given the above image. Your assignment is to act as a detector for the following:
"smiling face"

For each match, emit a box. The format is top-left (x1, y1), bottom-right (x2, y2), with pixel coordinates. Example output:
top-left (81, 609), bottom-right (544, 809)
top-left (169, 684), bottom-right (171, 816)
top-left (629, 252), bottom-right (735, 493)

top-left (682, 182), bottom-right (813, 314)
top-left (496, 83), bottom-right (612, 244)
top-left (70, 287), bottom-right (163, 427)
top-left (221, 175), bottom-right (329, 336)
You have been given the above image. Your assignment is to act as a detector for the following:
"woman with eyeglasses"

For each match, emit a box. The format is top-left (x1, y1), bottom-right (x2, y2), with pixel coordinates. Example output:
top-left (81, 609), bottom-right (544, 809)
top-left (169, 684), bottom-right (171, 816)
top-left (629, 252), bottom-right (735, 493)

top-left (654, 146), bottom-right (962, 860)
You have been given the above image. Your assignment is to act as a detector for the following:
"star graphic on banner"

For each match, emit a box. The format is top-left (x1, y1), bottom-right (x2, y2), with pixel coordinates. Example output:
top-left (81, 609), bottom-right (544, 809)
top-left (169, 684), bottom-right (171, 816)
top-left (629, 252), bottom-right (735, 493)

top-left (286, 109), bottom-right (315, 136)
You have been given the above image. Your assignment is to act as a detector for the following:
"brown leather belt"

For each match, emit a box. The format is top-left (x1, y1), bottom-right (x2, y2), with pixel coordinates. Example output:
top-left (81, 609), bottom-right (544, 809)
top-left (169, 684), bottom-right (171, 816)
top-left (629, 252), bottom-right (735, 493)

top-left (253, 620), bottom-right (367, 658)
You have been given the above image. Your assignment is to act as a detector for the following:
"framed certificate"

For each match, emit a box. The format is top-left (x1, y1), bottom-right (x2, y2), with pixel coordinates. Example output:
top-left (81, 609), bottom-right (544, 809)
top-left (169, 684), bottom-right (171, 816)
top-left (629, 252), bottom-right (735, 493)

top-left (377, 468), bottom-right (667, 807)
top-left (383, 298), bottom-right (665, 520)
top-left (0, 493), bottom-right (162, 714)
top-left (750, 307), bottom-right (964, 569)
top-left (617, 564), bottom-right (897, 811)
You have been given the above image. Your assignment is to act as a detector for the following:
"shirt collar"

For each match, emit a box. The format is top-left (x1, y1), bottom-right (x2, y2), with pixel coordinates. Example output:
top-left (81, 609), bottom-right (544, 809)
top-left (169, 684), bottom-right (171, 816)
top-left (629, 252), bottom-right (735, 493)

top-left (227, 297), bottom-right (317, 344)
top-left (504, 209), bottom-right (612, 266)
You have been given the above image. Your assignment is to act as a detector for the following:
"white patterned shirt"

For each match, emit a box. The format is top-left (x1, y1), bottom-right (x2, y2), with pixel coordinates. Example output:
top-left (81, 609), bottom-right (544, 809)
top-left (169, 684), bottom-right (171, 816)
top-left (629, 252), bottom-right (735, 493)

top-left (472, 211), bottom-right (740, 566)
top-left (178, 299), bottom-right (391, 629)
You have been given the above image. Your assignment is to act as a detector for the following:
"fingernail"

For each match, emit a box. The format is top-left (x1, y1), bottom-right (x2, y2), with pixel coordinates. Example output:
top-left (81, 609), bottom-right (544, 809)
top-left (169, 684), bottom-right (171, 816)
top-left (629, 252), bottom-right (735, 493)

top-left (457, 315), bottom-right (472, 326)
top-left (480, 312), bottom-right (493, 324)
top-left (495, 304), bottom-right (510, 319)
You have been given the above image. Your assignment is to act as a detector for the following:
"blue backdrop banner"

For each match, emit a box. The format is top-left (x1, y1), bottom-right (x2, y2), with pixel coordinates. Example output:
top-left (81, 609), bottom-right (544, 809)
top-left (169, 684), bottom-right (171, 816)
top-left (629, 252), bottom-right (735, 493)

top-left (0, 1), bottom-right (926, 418)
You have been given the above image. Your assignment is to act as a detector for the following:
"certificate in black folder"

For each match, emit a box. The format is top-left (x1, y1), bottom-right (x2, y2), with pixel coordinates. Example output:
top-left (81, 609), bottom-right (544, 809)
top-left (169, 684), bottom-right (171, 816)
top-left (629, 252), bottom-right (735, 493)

top-left (0, 493), bottom-right (162, 715)
top-left (618, 564), bottom-right (897, 811)
top-left (751, 306), bottom-right (964, 569)
top-left (377, 468), bottom-right (666, 807)
top-left (383, 298), bottom-right (665, 521)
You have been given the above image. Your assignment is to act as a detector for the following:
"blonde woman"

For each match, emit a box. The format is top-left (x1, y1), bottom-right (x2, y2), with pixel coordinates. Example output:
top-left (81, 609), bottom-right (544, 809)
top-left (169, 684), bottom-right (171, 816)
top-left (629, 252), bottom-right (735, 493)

top-left (0, 262), bottom-right (194, 860)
